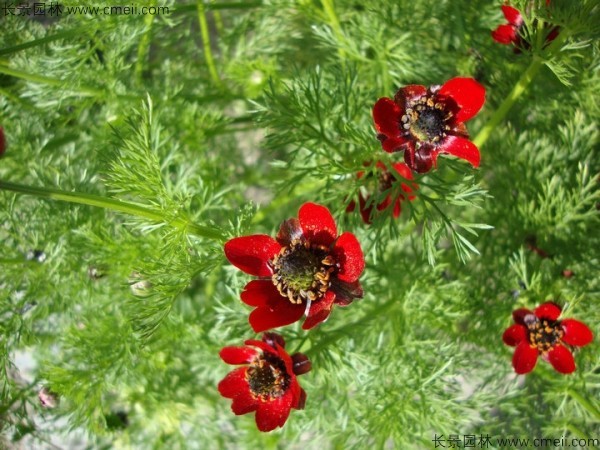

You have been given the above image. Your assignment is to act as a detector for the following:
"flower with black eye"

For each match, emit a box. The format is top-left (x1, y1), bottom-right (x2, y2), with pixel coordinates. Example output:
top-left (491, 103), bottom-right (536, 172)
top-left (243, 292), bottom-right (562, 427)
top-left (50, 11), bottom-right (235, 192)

top-left (346, 161), bottom-right (417, 224)
top-left (218, 332), bottom-right (311, 432)
top-left (373, 77), bottom-right (485, 173)
top-left (224, 202), bottom-right (364, 332)
top-left (502, 302), bottom-right (593, 374)
top-left (491, 3), bottom-right (559, 51)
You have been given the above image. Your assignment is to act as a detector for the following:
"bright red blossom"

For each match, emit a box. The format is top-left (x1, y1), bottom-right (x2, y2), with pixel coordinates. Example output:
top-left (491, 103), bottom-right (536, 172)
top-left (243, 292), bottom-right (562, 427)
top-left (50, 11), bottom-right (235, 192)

top-left (346, 161), bottom-right (417, 224)
top-left (218, 333), bottom-right (310, 432)
top-left (503, 302), bottom-right (593, 374)
top-left (373, 77), bottom-right (485, 173)
top-left (224, 202), bottom-right (364, 332)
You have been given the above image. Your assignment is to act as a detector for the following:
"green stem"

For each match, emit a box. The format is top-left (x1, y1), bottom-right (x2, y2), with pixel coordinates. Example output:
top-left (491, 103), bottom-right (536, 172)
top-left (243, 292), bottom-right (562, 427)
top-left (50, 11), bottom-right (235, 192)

top-left (0, 180), bottom-right (225, 242)
top-left (0, 29), bottom-right (84, 56)
top-left (321, 0), bottom-right (346, 59)
top-left (472, 32), bottom-right (569, 149)
top-left (197, 0), bottom-right (222, 87)
top-left (567, 389), bottom-right (600, 421)
top-left (135, 8), bottom-right (156, 85)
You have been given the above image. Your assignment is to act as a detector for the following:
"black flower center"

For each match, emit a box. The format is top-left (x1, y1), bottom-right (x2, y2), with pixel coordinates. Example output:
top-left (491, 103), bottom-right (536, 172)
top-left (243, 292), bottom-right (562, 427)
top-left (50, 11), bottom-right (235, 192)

top-left (247, 353), bottom-right (289, 400)
top-left (524, 315), bottom-right (564, 354)
top-left (401, 97), bottom-right (451, 144)
top-left (270, 239), bottom-right (336, 304)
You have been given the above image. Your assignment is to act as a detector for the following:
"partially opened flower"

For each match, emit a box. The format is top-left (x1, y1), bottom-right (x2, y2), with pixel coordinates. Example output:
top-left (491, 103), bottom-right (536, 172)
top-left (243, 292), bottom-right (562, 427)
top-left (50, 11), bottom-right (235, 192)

top-left (218, 333), bottom-right (311, 432)
top-left (503, 302), bottom-right (593, 374)
top-left (492, 3), bottom-right (559, 51)
top-left (224, 202), bottom-right (364, 332)
top-left (346, 161), bottom-right (417, 224)
top-left (373, 77), bottom-right (485, 173)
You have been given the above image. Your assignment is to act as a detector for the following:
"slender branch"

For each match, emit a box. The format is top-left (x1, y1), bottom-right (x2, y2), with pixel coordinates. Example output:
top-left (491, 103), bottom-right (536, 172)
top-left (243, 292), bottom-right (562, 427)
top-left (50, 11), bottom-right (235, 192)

top-left (197, 0), bottom-right (223, 87)
top-left (135, 8), bottom-right (156, 85)
top-left (0, 180), bottom-right (225, 242)
top-left (321, 0), bottom-right (346, 58)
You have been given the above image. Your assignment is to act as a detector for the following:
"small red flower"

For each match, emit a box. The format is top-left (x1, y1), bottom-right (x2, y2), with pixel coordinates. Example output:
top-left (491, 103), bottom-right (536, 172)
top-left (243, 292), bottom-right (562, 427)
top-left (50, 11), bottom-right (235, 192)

top-left (346, 161), bottom-right (417, 224)
top-left (218, 333), bottom-right (310, 432)
top-left (373, 77), bottom-right (485, 173)
top-left (0, 126), bottom-right (6, 157)
top-left (503, 302), bottom-right (593, 374)
top-left (224, 202), bottom-right (364, 332)
top-left (492, 3), bottom-right (559, 51)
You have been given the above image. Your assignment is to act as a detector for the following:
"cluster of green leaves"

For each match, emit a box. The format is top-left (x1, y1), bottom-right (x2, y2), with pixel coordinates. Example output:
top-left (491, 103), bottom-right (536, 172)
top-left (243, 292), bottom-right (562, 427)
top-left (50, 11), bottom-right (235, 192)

top-left (0, 0), bottom-right (599, 448)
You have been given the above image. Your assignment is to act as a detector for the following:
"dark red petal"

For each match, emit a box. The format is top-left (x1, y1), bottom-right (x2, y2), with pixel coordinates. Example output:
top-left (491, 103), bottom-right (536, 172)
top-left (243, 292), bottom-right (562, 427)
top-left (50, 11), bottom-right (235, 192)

top-left (373, 97), bottom-right (403, 137)
top-left (243, 339), bottom-right (280, 357)
top-left (302, 291), bottom-right (335, 330)
top-left (298, 202), bottom-right (337, 247)
top-left (501, 5), bottom-right (523, 26)
top-left (249, 301), bottom-right (305, 333)
top-left (394, 84), bottom-right (427, 108)
top-left (218, 367), bottom-right (249, 399)
top-left (331, 279), bottom-right (363, 305)
top-left (276, 218), bottom-right (303, 247)
top-left (255, 392), bottom-right (294, 432)
top-left (0, 127), bottom-right (5, 157)
top-left (438, 136), bottom-right (480, 168)
top-left (502, 324), bottom-right (527, 347)
top-left (332, 232), bottom-right (365, 283)
top-left (295, 388), bottom-right (307, 410)
top-left (219, 346), bottom-right (259, 365)
top-left (492, 24), bottom-right (518, 45)
top-left (231, 390), bottom-right (259, 415)
top-left (438, 78), bottom-right (486, 123)
top-left (291, 353), bottom-right (312, 375)
top-left (512, 308), bottom-right (533, 325)
top-left (512, 341), bottom-right (538, 374)
top-left (547, 344), bottom-right (576, 374)
top-left (381, 136), bottom-right (410, 153)
top-left (534, 302), bottom-right (562, 321)
top-left (262, 332), bottom-right (286, 349)
top-left (224, 235), bottom-right (281, 277)
top-left (404, 144), bottom-right (433, 173)
top-left (241, 280), bottom-right (281, 307)
top-left (561, 319), bottom-right (593, 347)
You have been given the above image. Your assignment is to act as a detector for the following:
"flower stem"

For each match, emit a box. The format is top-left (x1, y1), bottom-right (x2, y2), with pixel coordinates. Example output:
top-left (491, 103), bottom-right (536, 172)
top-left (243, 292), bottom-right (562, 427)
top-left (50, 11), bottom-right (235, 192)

top-left (0, 180), bottom-right (225, 242)
top-left (567, 389), bottom-right (600, 421)
top-left (321, 0), bottom-right (346, 59)
top-left (472, 32), bottom-right (569, 149)
top-left (197, 0), bottom-right (223, 87)
top-left (135, 7), bottom-right (156, 86)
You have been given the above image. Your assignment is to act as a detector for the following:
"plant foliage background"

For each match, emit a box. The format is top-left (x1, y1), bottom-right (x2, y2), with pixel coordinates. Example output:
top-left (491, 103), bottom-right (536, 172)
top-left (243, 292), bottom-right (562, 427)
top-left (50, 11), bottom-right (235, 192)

top-left (0, 0), bottom-right (598, 448)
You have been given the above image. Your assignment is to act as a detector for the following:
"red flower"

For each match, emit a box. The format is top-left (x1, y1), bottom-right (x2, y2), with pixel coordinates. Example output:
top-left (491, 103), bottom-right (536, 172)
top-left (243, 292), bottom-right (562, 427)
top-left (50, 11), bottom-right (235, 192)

top-left (346, 161), bottom-right (417, 224)
top-left (224, 202), bottom-right (364, 332)
top-left (218, 333), bottom-right (310, 432)
top-left (492, 3), bottom-right (559, 51)
top-left (0, 126), bottom-right (5, 157)
top-left (373, 77), bottom-right (485, 173)
top-left (502, 302), bottom-right (593, 374)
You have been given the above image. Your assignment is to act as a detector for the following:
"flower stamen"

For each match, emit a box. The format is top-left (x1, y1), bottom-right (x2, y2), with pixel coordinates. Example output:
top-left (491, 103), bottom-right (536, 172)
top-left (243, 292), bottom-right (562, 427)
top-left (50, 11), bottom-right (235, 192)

top-left (247, 353), bottom-right (290, 401)
top-left (525, 315), bottom-right (564, 355)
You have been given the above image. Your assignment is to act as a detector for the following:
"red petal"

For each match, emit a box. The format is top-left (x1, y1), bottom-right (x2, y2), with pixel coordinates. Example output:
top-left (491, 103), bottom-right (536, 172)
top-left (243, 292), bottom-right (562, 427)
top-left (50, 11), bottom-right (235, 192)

top-left (394, 84), bottom-right (427, 108)
top-left (404, 143), bottom-right (433, 173)
top-left (231, 390), bottom-right (258, 415)
top-left (381, 136), bottom-right (410, 153)
top-left (332, 232), bottom-right (364, 283)
top-left (438, 77), bottom-right (486, 123)
top-left (512, 308), bottom-right (533, 325)
top-left (302, 291), bottom-right (335, 330)
top-left (276, 218), bottom-right (303, 247)
top-left (502, 324), bottom-right (527, 347)
top-left (373, 97), bottom-right (403, 137)
top-left (501, 5), bottom-right (523, 26)
top-left (561, 319), bottom-right (593, 347)
top-left (391, 162), bottom-right (413, 180)
top-left (547, 344), bottom-right (576, 374)
top-left (224, 235), bottom-right (281, 277)
top-left (255, 392), bottom-right (294, 432)
top-left (512, 341), bottom-right (538, 374)
top-left (534, 302), bottom-right (561, 321)
top-left (219, 346), bottom-right (259, 365)
top-left (0, 127), bottom-right (5, 156)
top-left (241, 280), bottom-right (281, 307)
top-left (249, 302), bottom-right (305, 333)
top-left (298, 202), bottom-right (337, 247)
top-left (295, 388), bottom-right (307, 410)
top-left (492, 24), bottom-right (518, 45)
top-left (218, 367), bottom-right (249, 399)
top-left (438, 136), bottom-right (480, 167)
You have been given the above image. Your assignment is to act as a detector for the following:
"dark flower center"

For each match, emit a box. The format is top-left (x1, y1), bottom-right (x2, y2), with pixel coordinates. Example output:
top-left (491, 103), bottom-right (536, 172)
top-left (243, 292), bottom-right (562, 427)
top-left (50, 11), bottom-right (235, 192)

top-left (401, 97), bottom-right (450, 144)
top-left (270, 239), bottom-right (336, 304)
top-left (247, 353), bottom-right (290, 400)
top-left (524, 314), bottom-right (564, 354)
